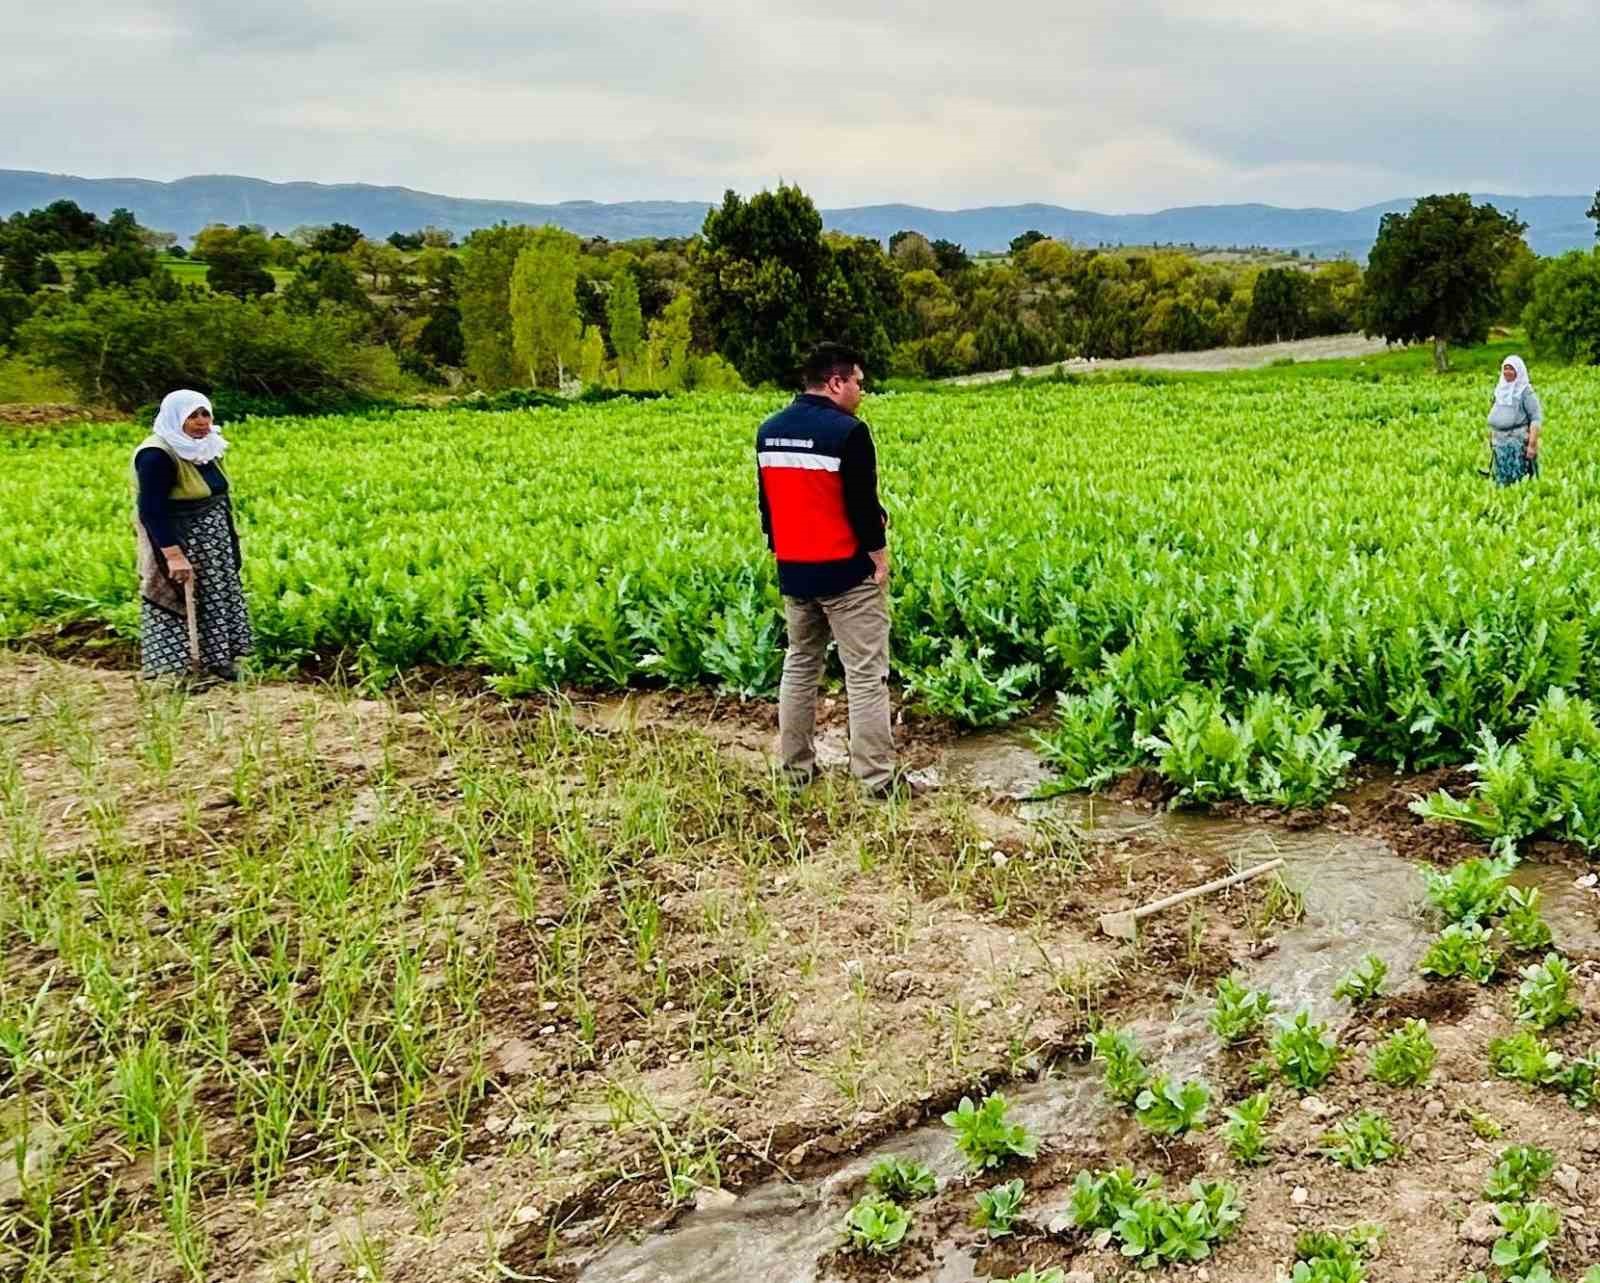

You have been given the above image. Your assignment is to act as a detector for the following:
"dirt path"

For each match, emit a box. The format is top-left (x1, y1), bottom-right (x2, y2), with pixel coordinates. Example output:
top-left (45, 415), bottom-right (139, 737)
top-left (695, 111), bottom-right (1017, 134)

top-left (947, 333), bottom-right (1396, 385)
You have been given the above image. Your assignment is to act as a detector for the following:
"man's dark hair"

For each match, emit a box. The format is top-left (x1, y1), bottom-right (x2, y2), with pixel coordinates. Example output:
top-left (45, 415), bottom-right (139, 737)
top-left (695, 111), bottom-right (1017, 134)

top-left (801, 342), bottom-right (865, 389)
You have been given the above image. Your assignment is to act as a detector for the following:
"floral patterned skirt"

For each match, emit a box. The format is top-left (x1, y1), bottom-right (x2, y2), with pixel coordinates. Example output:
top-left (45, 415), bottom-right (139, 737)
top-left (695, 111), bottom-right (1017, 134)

top-left (1490, 429), bottom-right (1536, 487)
top-left (140, 498), bottom-right (253, 678)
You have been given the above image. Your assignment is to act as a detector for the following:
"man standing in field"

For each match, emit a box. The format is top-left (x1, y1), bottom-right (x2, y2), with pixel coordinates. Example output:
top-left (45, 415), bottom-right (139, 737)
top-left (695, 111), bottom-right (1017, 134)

top-left (756, 343), bottom-right (897, 797)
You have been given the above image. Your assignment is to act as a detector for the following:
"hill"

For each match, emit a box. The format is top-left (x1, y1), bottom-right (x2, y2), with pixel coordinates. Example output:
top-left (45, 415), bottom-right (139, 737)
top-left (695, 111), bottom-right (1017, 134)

top-left (1, 169), bottom-right (1593, 257)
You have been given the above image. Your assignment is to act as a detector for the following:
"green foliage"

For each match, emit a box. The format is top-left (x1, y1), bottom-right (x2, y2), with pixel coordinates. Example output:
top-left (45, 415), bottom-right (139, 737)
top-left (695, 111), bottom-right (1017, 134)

top-left (1091, 1027), bottom-right (1152, 1106)
top-left (1370, 1019), bottom-right (1437, 1087)
top-left (1134, 1076), bottom-right (1210, 1136)
top-left (1484, 1145), bottom-right (1556, 1202)
top-left (1221, 1089), bottom-right (1273, 1165)
top-left (1516, 953), bottom-right (1580, 1029)
top-left (509, 227), bottom-right (582, 388)
top-left (1525, 247), bottom-right (1600, 365)
top-left (1072, 1167), bottom-right (1241, 1270)
top-left (841, 1195), bottom-right (911, 1256)
top-left (459, 224), bottom-right (535, 391)
top-left (995, 1271), bottom-right (1065, 1283)
top-left (1139, 688), bottom-right (1354, 807)
top-left (1333, 955), bottom-right (1389, 1006)
top-left (1363, 193), bottom-right (1528, 370)
top-left (1422, 855), bottom-right (1516, 924)
top-left (940, 1092), bottom-right (1038, 1170)
top-left (1291, 1227), bottom-right (1374, 1283)
top-left (1413, 690), bottom-right (1600, 854)
top-left (1501, 887), bottom-right (1555, 953)
top-left (1210, 976), bottom-right (1273, 1044)
top-left (907, 638), bottom-right (1040, 726)
top-left (1420, 923), bottom-right (1501, 983)
top-left (1489, 1030), bottom-right (1565, 1087)
top-left (1491, 1201), bottom-right (1561, 1278)
top-left (1261, 1011), bottom-right (1342, 1092)
top-left (866, 1156), bottom-right (936, 1202)
top-left (1321, 1110), bottom-right (1400, 1170)
top-left (973, 1178), bottom-right (1025, 1238)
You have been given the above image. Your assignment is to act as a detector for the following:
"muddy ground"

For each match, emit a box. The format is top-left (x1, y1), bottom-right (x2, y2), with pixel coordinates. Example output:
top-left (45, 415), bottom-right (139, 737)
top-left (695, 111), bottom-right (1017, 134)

top-left (2, 653), bottom-right (1598, 1283)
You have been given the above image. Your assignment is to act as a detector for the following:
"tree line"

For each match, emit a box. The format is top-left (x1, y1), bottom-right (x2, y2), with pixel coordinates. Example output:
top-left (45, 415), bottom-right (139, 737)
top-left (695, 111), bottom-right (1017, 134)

top-left (4, 183), bottom-right (1600, 412)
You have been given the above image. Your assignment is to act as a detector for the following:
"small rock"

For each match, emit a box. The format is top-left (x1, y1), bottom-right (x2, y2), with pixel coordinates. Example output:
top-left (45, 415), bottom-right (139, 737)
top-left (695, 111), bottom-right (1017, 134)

top-left (694, 1186), bottom-right (738, 1212)
top-left (1555, 1165), bottom-right (1581, 1197)
top-left (1298, 1096), bottom-right (1337, 1119)
top-left (539, 1025), bottom-right (556, 1037)
top-left (541, 1001), bottom-right (558, 1013)
top-left (1197, 1270), bottom-right (1211, 1283)
top-left (1062, 1273), bottom-right (1095, 1283)
top-left (1291, 1186), bottom-right (1308, 1206)
top-left (1425, 1099), bottom-right (1445, 1119)
top-left (624, 1039), bottom-right (643, 1054)
top-left (971, 998), bottom-right (994, 1015)
top-left (1460, 1202), bottom-right (1500, 1245)
top-left (484, 1114), bottom-right (510, 1135)
top-left (1329, 802), bottom-right (1351, 816)
top-left (512, 1205), bottom-right (538, 1226)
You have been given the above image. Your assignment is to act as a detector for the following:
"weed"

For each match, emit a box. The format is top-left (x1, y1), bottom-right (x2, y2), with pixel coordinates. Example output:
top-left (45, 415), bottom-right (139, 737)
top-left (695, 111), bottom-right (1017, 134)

top-left (842, 1195), bottom-right (911, 1256)
top-left (973, 1178), bottom-right (1026, 1238)
top-left (1332, 955), bottom-right (1388, 1005)
top-left (1222, 1089), bottom-right (1273, 1165)
top-left (1209, 976), bottom-right (1273, 1045)
top-left (941, 1092), bottom-right (1039, 1170)
top-left (1420, 922), bottom-right (1500, 983)
top-left (1134, 1075), bottom-right (1211, 1136)
top-left (1500, 887), bottom-right (1554, 952)
top-left (1090, 1026), bottom-right (1152, 1106)
top-left (1515, 953), bottom-right (1580, 1029)
top-left (866, 1156), bottom-right (937, 1202)
top-left (1322, 1111), bottom-right (1399, 1170)
top-left (1370, 1019), bottom-right (1437, 1087)
top-left (1484, 1145), bottom-right (1556, 1202)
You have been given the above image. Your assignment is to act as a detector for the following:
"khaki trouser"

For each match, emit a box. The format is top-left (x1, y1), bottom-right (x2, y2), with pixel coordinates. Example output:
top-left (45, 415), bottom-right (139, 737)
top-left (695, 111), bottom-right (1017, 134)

top-left (779, 579), bottom-right (894, 791)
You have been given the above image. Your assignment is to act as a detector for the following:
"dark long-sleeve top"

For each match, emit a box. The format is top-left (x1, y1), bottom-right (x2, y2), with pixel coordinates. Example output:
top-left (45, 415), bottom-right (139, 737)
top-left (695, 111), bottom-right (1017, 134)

top-left (134, 446), bottom-right (230, 550)
top-left (756, 394), bottom-right (887, 598)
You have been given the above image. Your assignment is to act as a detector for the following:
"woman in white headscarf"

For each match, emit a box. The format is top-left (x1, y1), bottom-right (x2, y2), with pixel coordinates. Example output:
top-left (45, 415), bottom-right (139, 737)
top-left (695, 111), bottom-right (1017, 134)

top-left (1486, 355), bottom-right (1543, 486)
top-left (132, 390), bottom-right (253, 680)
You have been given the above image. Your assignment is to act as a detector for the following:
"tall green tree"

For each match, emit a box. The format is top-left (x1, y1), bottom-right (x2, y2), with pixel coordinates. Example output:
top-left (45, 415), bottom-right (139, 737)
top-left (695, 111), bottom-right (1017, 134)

top-left (1362, 194), bottom-right (1527, 371)
top-left (1588, 188), bottom-right (1600, 238)
top-left (1524, 249), bottom-right (1600, 364)
top-left (508, 227), bottom-right (581, 388)
top-left (606, 269), bottom-right (644, 383)
top-left (696, 184), bottom-right (833, 386)
top-left (578, 324), bottom-right (607, 386)
top-left (644, 292), bottom-right (693, 390)
top-left (458, 225), bottom-right (534, 391)
top-left (1244, 268), bottom-right (1311, 343)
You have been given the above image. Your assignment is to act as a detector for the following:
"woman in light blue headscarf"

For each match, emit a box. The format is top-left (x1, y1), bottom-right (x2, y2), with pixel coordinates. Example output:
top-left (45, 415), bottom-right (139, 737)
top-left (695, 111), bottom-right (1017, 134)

top-left (1486, 355), bottom-right (1543, 486)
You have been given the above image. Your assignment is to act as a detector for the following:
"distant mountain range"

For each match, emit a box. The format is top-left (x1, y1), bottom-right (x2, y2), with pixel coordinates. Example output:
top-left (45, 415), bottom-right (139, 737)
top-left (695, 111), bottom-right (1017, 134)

top-left (2, 169), bottom-right (1594, 258)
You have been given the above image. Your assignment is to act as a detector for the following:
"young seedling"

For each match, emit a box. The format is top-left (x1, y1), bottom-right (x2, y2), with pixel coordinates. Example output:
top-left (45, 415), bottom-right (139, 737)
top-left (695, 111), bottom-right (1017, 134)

top-left (841, 1196), bottom-right (911, 1255)
top-left (1321, 1111), bottom-right (1399, 1170)
top-left (1292, 1227), bottom-right (1374, 1283)
top-left (1500, 886), bottom-right (1554, 952)
top-left (1209, 976), bottom-right (1273, 1045)
top-left (1222, 1089), bottom-right (1273, 1165)
top-left (941, 1092), bottom-right (1038, 1170)
top-left (1069, 1165), bottom-right (1158, 1233)
top-left (866, 1156), bottom-right (937, 1202)
top-left (973, 1178), bottom-right (1026, 1239)
top-left (1332, 954), bottom-right (1388, 1006)
top-left (1422, 855), bottom-right (1515, 924)
top-left (1370, 1019), bottom-right (1436, 1087)
top-left (1490, 1201), bottom-right (1561, 1279)
top-left (1515, 953), bottom-right (1580, 1029)
top-left (1261, 1010), bottom-right (1342, 1092)
top-left (996, 1271), bottom-right (1066, 1283)
top-left (1420, 923), bottom-right (1499, 984)
top-left (1484, 1145), bottom-right (1556, 1203)
top-left (1090, 1026), bottom-right (1151, 1105)
top-left (1134, 1075), bottom-right (1210, 1136)
top-left (1488, 1031), bottom-right (1565, 1087)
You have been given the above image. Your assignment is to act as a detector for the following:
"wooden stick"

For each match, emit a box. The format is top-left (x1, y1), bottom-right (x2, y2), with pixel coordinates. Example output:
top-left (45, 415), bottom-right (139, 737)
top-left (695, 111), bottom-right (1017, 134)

top-left (184, 581), bottom-right (202, 675)
top-left (1099, 857), bottom-right (1286, 940)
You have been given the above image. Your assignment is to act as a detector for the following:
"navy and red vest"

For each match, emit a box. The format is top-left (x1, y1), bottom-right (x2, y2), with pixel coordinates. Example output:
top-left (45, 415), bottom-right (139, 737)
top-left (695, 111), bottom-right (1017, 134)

top-left (756, 394), bottom-right (886, 599)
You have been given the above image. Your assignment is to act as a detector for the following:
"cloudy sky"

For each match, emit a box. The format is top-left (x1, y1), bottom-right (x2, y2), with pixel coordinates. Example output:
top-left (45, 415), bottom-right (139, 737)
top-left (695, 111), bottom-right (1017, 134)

top-left (4, 0), bottom-right (1598, 211)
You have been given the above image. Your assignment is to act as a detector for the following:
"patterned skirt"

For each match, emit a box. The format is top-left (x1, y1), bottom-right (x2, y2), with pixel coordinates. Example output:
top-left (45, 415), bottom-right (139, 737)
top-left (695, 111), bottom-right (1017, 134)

top-left (1490, 429), bottom-right (1536, 487)
top-left (140, 498), bottom-right (253, 679)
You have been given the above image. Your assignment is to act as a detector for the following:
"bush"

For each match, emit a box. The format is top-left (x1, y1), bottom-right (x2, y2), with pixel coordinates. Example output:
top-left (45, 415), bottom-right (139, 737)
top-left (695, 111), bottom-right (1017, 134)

top-left (1525, 248), bottom-right (1600, 365)
top-left (17, 284), bottom-right (402, 411)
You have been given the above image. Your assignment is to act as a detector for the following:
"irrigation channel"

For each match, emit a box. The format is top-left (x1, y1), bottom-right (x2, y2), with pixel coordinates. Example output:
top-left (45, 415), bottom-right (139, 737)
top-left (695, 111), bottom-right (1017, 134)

top-left (571, 717), bottom-right (1600, 1283)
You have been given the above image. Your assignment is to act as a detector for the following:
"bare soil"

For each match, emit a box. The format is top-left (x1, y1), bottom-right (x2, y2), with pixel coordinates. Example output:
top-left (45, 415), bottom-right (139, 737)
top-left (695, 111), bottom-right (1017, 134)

top-left (947, 334), bottom-right (1397, 385)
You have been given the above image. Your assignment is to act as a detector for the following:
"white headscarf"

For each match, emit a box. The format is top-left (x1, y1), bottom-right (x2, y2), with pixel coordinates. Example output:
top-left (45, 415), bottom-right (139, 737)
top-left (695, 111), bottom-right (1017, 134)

top-left (152, 389), bottom-right (228, 465)
top-left (1494, 355), bottom-right (1531, 408)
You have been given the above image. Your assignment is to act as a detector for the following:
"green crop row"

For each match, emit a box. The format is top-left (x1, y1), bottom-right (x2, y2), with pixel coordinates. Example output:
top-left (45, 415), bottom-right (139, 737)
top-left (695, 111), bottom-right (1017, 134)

top-left (5, 367), bottom-right (1600, 794)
